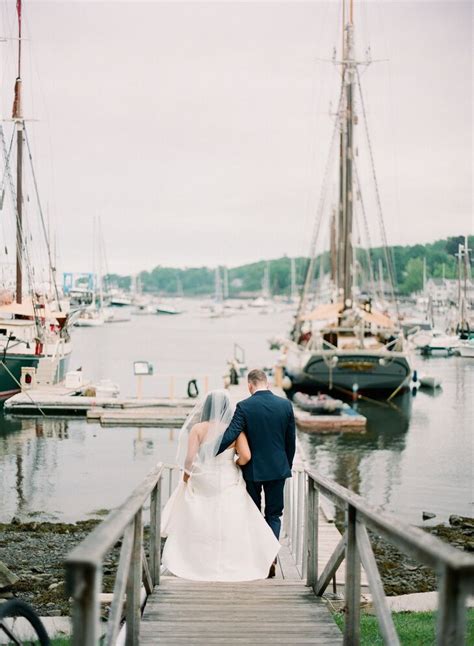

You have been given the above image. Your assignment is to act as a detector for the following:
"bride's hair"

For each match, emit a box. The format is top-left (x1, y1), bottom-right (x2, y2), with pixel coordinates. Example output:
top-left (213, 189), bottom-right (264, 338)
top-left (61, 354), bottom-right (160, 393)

top-left (201, 390), bottom-right (230, 422)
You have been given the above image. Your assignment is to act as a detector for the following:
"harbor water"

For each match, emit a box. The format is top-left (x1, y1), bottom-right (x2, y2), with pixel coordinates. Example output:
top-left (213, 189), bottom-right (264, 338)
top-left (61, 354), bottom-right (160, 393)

top-left (0, 300), bottom-right (472, 526)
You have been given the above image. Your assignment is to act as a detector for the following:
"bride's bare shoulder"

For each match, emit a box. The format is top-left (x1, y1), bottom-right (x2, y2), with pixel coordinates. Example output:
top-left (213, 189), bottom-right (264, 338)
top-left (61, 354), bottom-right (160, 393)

top-left (191, 421), bottom-right (209, 441)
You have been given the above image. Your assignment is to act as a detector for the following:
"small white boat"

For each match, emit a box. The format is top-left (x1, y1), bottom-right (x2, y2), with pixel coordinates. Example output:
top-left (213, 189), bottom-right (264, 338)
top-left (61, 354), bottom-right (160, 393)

top-left (104, 308), bottom-right (131, 323)
top-left (156, 305), bottom-right (182, 315)
top-left (249, 296), bottom-right (269, 309)
top-left (458, 340), bottom-right (474, 358)
top-left (75, 309), bottom-right (104, 327)
top-left (419, 330), bottom-right (460, 355)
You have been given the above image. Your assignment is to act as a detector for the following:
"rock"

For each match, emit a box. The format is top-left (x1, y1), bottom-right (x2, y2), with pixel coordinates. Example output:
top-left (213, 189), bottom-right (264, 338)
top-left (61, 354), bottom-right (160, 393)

top-left (405, 564), bottom-right (419, 571)
top-left (449, 515), bottom-right (474, 529)
top-left (0, 561), bottom-right (19, 590)
top-left (48, 582), bottom-right (62, 591)
top-left (10, 516), bottom-right (21, 526)
top-left (31, 567), bottom-right (44, 574)
top-left (422, 511), bottom-right (436, 521)
top-left (0, 591), bottom-right (14, 599)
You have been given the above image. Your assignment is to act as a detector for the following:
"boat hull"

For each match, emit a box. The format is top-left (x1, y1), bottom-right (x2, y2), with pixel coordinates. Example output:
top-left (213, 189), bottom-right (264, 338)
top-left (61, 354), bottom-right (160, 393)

top-left (0, 353), bottom-right (71, 401)
top-left (285, 351), bottom-right (412, 397)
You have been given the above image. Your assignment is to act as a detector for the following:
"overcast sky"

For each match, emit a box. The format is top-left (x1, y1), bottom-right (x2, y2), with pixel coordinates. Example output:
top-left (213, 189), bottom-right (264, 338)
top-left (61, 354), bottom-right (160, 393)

top-left (0, 1), bottom-right (471, 274)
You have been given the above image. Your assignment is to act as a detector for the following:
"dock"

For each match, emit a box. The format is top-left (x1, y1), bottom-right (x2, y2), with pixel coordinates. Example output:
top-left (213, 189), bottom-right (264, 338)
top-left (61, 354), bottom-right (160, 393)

top-left (141, 549), bottom-right (343, 645)
top-left (4, 385), bottom-right (195, 427)
top-left (293, 406), bottom-right (366, 433)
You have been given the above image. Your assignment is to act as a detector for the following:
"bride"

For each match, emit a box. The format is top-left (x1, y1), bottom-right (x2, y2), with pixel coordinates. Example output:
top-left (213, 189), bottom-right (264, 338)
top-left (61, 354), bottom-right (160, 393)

top-left (161, 389), bottom-right (280, 581)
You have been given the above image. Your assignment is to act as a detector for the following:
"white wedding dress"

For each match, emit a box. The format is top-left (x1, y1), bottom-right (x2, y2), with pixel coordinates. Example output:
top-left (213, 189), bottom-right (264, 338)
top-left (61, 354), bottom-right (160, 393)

top-left (161, 447), bottom-right (280, 581)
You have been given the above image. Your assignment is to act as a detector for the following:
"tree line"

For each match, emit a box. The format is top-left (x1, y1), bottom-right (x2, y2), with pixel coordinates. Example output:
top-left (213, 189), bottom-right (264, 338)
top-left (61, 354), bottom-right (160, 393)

top-left (105, 236), bottom-right (472, 297)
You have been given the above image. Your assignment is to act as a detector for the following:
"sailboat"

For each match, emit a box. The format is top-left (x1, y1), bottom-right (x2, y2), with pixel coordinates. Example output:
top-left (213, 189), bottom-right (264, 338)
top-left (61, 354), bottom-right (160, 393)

top-left (76, 218), bottom-right (105, 326)
top-left (283, 1), bottom-right (412, 398)
top-left (250, 262), bottom-right (271, 309)
top-left (0, 1), bottom-right (72, 398)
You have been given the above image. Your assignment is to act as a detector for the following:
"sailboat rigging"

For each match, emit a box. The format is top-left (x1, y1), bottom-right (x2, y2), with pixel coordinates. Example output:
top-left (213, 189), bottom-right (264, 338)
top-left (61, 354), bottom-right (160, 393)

top-left (284, 0), bottom-right (412, 399)
top-left (0, 0), bottom-right (72, 398)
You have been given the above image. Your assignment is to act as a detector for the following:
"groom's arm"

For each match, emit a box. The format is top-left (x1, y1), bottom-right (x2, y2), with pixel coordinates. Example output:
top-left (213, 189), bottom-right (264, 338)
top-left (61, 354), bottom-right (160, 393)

top-left (285, 404), bottom-right (296, 470)
top-left (217, 403), bottom-right (247, 454)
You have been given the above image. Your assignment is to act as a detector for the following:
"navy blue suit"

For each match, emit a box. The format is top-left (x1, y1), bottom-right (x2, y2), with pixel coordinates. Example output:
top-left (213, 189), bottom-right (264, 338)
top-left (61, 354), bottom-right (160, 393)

top-left (219, 390), bottom-right (296, 538)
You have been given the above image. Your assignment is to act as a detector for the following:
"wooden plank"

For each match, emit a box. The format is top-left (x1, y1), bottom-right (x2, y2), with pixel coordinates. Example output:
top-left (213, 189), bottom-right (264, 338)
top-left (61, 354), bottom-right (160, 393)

top-left (140, 571), bottom-right (343, 645)
top-left (66, 464), bottom-right (163, 567)
top-left (141, 548), bottom-right (153, 596)
top-left (436, 566), bottom-right (467, 646)
top-left (306, 478), bottom-right (319, 588)
top-left (125, 511), bottom-right (142, 645)
top-left (344, 505), bottom-right (361, 645)
top-left (316, 532), bottom-right (346, 596)
top-left (149, 481), bottom-right (161, 586)
top-left (104, 522), bottom-right (134, 646)
top-left (306, 469), bottom-right (474, 573)
top-left (356, 523), bottom-right (400, 646)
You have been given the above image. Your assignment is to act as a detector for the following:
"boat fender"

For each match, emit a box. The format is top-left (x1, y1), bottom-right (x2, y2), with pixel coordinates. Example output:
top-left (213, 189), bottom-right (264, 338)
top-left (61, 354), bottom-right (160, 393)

top-left (187, 379), bottom-right (199, 398)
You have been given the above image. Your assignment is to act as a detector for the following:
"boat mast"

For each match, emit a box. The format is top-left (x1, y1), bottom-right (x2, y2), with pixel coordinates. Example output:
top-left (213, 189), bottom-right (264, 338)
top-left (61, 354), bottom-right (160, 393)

top-left (290, 258), bottom-right (297, 301)
top-left (13, 0), bottom-right (23, 304)
top-left (340, 0), bottom-right (355, 308)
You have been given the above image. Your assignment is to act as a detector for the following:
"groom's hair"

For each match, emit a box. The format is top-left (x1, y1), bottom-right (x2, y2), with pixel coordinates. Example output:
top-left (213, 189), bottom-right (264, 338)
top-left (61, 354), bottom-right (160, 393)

top-left (247, 369), bottom-right (267, 386)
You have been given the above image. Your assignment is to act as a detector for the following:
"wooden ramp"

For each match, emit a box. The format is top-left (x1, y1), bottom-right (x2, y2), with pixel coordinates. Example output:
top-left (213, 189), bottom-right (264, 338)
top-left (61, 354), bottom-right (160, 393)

top-left (140, 543), bottom-right (342, 645)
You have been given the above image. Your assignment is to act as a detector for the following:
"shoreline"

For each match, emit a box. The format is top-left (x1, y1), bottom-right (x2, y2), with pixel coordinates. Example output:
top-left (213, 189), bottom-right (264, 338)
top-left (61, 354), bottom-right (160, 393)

top-left (0, 516), bottom-right (472, 616)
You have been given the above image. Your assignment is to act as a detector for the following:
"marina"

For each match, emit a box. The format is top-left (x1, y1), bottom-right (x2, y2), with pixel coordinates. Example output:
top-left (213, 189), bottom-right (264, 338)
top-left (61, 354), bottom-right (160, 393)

top-left (0, 0), bottom-right (472, 644)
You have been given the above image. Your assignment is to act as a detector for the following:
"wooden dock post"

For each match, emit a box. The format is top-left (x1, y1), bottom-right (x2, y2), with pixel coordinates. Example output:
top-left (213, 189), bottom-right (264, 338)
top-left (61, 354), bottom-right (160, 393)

top-left (344, 504), bottom-right (361, 645)
top-left (126, 510), bottom-right (143, 645)
top-left (150, 481), bottom-right (161, 587)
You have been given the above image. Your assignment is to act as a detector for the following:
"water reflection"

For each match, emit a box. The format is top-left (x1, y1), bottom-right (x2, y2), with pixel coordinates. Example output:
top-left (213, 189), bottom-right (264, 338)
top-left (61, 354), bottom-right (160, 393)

top-left (0, 416), bottom-right (178, 523)
top-left (298, 393), bottom-right (412, 519)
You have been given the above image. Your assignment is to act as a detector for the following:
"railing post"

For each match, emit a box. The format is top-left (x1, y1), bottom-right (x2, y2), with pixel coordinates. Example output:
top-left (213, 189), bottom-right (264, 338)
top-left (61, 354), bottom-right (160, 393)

top-left (436, 566), bottom-right (466, 645)
top-left (344, 504), bottom-right (361, 646)
top-left (68, 563), bottom-right (102, 646)
top-left (306, 477), bottom-right (319, 591)
top-left (295, 470), bottom-right (304, 569)
top-left (150, 478), bottom-right (162, 586)
top-left (126, 509), bottom-right (143, 646)
top-left (283, 479), bottom-right (290, 538)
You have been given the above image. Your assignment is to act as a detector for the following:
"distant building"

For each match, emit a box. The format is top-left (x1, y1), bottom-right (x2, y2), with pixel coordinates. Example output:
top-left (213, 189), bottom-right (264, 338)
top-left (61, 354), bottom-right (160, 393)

top-left (425, 277), bottom-right (474, 306)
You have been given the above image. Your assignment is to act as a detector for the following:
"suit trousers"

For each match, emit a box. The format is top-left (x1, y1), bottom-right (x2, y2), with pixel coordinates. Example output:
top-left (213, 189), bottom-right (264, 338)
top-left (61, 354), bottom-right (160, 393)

top-left (246, 478), bottom-right (286, 540)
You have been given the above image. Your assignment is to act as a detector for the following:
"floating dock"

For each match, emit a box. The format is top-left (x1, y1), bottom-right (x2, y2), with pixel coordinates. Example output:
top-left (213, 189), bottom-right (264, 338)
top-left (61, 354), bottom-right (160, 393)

top-left (4, 385), bottom-right (194, 427)
top-left (293, 404), bottom-right (366, 433)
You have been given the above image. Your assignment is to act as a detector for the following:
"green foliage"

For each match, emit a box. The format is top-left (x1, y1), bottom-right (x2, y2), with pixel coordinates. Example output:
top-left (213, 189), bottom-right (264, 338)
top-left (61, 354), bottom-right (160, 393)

top-left (103, 236), bottom-right (473, 297)
top-left (333, 609), bottom-right (474, 645)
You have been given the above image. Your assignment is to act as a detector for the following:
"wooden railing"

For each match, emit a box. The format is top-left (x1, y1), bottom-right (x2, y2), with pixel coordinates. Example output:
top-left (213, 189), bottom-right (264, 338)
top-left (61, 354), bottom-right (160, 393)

top-left (65, 463), bottom-right (176, 646)
top-left (284, 467), bottom-right (474, 646)
top-left (66, 459), bottom-right (474, 645)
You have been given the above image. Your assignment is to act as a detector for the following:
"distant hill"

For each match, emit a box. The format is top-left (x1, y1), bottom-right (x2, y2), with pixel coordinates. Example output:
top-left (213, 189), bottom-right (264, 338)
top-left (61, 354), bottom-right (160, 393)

top-left (105, 236), bottom-right (473, 298)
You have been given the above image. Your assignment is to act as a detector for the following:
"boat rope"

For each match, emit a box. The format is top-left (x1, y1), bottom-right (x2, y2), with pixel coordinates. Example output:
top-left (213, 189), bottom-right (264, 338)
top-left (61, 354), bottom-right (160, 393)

top-left (353, 160), bottom-right (378, 300)
top-left (23, 125), bottom-right (62, 310)
top-left (293, 78), bottom-right (345, 336)
top-left (355, 68), bottom-right (399, 319)
top-left (0, 360), bottom-right (46, 416)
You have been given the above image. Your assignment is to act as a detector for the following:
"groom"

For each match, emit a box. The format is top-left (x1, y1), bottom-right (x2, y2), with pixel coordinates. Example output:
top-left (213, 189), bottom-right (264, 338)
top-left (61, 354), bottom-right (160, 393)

top-left (219, 369), bottom-right (296, 574)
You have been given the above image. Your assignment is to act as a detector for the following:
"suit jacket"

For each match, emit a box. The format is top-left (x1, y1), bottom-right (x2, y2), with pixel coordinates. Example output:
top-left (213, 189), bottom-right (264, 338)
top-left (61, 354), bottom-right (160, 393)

top-left (219, 390), bottom-right (296, 482)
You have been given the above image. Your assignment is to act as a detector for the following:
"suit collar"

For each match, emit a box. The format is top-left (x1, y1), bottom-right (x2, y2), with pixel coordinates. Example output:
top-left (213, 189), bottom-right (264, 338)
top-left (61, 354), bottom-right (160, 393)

top-left (252, 389), bottom-right (272, 396)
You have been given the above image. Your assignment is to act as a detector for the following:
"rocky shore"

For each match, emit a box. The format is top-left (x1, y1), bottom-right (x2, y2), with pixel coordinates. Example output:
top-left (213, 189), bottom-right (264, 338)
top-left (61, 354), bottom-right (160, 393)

top-left (352, 515), bottom-right (473, 596)
top-left (0, 515), bottom-right (472, 616)
top-left (0, 519), bottom-right (120, 616)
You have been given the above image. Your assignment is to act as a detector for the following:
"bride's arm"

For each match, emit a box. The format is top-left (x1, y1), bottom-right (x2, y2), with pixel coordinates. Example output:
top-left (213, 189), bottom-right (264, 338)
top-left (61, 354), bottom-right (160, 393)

top-left (184, 426), bottom-right (201, 482)
top-left (235, 432), bottom-right (251, 466)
